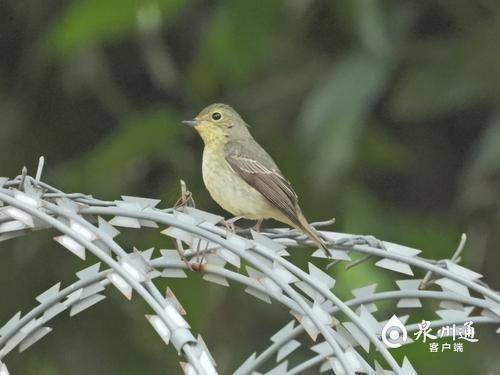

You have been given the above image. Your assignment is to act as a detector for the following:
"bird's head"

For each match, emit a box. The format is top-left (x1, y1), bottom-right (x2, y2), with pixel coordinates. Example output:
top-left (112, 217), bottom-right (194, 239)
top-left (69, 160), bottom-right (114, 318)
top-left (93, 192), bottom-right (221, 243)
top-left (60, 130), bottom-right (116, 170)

top-left (183, 103), bottom-right (251, 144)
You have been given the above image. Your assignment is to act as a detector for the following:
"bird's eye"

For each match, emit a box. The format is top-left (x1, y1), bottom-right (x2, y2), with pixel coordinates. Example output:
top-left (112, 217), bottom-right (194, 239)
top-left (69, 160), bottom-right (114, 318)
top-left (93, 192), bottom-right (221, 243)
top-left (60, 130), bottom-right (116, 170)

top-left (211, 112), bottom-right (222, 121)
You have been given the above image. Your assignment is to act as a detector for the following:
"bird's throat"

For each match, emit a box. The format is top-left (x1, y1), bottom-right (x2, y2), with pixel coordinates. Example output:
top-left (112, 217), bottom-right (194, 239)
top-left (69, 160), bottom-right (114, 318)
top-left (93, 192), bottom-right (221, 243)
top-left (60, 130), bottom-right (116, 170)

top-left (196, 125), bottom-right (227, 146)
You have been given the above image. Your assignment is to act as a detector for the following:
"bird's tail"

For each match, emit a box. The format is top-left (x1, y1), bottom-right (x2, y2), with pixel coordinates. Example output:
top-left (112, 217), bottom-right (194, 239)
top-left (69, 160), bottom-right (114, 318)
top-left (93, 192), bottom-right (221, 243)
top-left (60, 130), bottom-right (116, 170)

top-left (295, 212), bottom-right (331, 257)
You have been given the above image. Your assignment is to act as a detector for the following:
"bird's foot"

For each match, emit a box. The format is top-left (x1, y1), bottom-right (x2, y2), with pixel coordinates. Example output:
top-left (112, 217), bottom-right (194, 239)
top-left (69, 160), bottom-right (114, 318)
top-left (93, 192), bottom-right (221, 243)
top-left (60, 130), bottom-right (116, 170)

top-left (224, 216), bottom-right (243, 233)
top-left (252, 219), bottom-right (263, 232)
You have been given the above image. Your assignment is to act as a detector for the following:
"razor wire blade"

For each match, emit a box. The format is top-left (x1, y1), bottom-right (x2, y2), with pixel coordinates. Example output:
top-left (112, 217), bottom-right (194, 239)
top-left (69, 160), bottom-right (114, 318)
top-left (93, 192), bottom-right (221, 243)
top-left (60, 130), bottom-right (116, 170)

top-left (0, 159), bottom-right (499, 375)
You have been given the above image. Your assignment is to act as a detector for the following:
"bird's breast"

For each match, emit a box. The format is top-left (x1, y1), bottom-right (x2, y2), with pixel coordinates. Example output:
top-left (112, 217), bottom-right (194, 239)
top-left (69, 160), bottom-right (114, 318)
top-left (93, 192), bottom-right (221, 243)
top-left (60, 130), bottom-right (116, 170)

top-left (202, 145), bottom-right (277, 220)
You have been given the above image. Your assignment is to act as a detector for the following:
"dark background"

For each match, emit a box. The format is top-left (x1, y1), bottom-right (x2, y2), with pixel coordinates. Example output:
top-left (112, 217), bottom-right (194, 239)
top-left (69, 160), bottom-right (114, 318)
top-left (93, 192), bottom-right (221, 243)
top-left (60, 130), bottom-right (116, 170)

top-left (1, 0), bottom-right (499, 373)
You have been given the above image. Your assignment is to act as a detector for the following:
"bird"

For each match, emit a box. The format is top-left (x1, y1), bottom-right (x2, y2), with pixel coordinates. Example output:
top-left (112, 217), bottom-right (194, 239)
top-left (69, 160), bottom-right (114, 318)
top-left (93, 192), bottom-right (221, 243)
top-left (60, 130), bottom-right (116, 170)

top-left (183, 103), bottom-right (330, 256)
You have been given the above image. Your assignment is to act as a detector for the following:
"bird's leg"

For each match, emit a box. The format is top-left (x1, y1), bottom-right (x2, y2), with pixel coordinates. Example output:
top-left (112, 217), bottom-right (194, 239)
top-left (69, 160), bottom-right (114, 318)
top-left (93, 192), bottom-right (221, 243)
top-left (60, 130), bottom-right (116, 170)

top-left (253, 219), bottom-right (263, 232)
top-left (224, 216), bottom-right (243, 233)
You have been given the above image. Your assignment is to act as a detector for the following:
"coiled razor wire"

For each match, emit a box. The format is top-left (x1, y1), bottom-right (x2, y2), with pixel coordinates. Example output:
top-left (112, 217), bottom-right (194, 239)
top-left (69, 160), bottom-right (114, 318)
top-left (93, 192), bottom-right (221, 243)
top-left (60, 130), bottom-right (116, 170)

top-left (0, 157), bottom-right (499, 375)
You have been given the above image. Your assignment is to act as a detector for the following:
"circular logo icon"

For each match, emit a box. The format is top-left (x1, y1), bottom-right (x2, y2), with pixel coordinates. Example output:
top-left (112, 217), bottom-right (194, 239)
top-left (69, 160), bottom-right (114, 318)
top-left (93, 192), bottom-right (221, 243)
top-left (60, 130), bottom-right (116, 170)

top-left (381, 315), bottom-right (408, 348)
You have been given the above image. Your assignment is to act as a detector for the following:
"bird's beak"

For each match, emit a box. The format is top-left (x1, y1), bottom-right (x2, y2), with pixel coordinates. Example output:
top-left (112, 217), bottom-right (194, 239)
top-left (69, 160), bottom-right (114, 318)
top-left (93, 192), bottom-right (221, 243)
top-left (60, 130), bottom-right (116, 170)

top-left (182, 119), bottom-right (201, 127)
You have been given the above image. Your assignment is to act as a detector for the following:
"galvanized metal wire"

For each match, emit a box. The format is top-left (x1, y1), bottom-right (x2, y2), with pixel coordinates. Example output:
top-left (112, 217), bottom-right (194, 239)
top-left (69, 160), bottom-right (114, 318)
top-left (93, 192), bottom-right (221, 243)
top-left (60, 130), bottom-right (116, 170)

top-left (0, 157), bottom-right (499, 374)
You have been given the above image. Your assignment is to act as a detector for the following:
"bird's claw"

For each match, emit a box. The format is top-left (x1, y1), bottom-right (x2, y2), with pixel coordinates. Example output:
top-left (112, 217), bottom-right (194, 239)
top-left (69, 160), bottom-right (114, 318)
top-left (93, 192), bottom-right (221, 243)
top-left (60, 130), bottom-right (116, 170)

top-left (253, 219), bottom-right (263, 232)
top-left (224, 220), bottom-right (236, 233)
top-left (223, 216), bottom-right (243, 233)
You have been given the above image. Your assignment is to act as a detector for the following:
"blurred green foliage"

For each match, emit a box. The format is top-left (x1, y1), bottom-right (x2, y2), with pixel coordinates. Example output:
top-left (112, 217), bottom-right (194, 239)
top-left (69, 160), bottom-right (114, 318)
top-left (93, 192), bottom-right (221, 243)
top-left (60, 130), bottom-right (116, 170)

top-left (1, 0), bottom-right (500, 373)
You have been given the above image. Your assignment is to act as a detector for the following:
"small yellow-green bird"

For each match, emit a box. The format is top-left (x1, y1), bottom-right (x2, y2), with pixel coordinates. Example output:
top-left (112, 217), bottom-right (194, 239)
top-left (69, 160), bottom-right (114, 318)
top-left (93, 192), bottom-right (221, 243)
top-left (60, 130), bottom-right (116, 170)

top-left (183, 103), bottom-right (330, 256)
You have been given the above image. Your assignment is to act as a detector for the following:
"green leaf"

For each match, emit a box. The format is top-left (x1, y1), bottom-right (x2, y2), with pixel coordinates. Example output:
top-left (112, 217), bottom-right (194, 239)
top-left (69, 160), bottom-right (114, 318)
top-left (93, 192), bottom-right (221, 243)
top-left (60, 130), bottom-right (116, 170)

top-left (459, 114), bottom-right (500, 209)
top-left (53, 108), bottom-right (182, 196)
top-left (187, 0), bottom-right (282, 98)
top-left (390, 20), bottom-right (500, 120)
top-left (46, 0), bottom-right (185, 55)
top-left (353, 0), bottom-right (393, 58)
top-left (297, 51), bottom-right (390, 191)
top-left (341, 185), bottom-right (457, 257)
top-left (360, 123), bottom-right (409, 171)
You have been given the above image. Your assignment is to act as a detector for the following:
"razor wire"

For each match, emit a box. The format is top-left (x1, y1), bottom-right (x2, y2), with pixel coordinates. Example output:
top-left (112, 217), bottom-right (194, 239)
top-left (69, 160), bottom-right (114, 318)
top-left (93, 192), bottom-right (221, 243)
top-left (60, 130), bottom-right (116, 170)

top-left (0, 157), bottom-right (499, 375)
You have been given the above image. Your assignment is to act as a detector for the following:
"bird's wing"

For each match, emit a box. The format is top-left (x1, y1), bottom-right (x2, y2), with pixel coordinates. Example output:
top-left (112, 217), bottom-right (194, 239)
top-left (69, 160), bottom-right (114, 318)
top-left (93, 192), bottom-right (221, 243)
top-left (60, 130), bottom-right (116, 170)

top-left (224, 141), bottom-right (301, 227)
